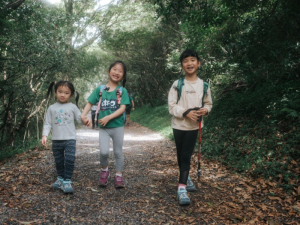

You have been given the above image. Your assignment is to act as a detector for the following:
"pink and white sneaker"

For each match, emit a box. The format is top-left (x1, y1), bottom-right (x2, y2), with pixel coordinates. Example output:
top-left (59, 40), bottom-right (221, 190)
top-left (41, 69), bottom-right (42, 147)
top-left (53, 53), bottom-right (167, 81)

top-left (99, 170), bottom-right (110, 187)
top-left (115, 176), bottom-right (125, 188)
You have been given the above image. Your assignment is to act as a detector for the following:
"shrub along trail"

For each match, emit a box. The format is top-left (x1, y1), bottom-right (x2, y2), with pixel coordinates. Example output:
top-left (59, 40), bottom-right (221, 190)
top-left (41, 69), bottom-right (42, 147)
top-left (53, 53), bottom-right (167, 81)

top-left (0, 123), bottom-right (299, 224)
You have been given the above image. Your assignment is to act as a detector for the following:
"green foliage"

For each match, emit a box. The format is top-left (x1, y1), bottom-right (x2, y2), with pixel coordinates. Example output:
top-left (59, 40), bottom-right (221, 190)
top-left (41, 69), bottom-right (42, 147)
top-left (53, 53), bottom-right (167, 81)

top-left (0, 0), bottom-right (112, 151)
top-left (202, 79), bottom-right (300, 190)
top-left (0, 0), bottom-right (69, 148)
top-left (148, 0), bottom-right (300, 190)
top-left (100, 2), bottom-right (180, 106)
top-left (1, 0), bottom-right (299, 191)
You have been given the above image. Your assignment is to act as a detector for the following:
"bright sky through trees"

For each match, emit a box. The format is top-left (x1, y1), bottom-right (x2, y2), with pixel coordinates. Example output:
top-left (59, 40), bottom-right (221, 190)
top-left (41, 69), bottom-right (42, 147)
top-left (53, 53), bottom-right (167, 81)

top-left (46, 0), bottom-right (112, 6)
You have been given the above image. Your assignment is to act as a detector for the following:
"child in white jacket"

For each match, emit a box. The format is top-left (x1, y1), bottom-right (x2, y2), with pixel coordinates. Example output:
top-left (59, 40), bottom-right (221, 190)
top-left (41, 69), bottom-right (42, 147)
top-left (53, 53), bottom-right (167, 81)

top-left (168, 49), bottom-right (213, 205)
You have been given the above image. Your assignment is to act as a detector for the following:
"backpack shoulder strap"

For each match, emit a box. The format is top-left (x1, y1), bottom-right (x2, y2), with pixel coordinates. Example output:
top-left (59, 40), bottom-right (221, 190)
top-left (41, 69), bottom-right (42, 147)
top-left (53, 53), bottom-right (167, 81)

top-left (116, 86), bottom-right (123, 106)
top-left (203, 82), bottom-right (209, 95)
top-left (95, 85), bottom-right (106, 115)
top-left (176, 77), bottom-right (185, 104)
top-left (202, 81), bottom-right (209, 104)
top-left (117, 86), bottom-right (123, 94)
top-left (175, 78), bottom-right (209, 106)
top-left (99, 85), bottom-right (106, 96)
top-left (116, 87), bottom-right (126, 124)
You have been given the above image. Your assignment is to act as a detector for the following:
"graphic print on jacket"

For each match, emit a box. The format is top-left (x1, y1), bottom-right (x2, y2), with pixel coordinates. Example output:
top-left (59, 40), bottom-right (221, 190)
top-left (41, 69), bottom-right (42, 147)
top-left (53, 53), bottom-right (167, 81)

top-left (100, 98), bottom-right (118, 111)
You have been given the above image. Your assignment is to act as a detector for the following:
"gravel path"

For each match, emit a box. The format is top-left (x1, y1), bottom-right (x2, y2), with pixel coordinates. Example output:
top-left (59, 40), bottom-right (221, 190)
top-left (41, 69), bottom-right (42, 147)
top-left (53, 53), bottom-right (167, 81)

top-left (0, 123), bottom-right (298, 224)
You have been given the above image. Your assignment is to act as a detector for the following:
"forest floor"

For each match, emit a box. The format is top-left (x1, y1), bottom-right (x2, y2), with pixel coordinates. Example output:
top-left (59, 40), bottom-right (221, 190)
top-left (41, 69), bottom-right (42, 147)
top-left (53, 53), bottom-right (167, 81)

top-left (0, 122), bottom-right (299, 224)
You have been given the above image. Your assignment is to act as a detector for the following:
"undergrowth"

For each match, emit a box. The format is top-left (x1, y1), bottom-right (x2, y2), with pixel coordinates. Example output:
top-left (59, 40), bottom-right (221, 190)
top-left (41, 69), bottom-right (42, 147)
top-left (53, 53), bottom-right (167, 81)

top-left (0, 139), bottom-right (41, 161)
top-left (131, 80), bottom-right (300, 191)
top-left (130, 105), bottom-right (173, 140)
top-left (203, 80), bottom-right (300, 191)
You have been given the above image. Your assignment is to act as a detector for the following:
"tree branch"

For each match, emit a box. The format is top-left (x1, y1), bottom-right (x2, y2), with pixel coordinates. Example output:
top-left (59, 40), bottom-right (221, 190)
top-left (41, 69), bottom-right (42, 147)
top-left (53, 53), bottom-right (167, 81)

top-left (4, 0), bottom-right (25, 10)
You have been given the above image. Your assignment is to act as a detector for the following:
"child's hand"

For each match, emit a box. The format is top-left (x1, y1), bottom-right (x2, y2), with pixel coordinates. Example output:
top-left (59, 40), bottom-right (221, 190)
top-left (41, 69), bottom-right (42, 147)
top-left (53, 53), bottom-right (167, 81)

top-left (42, 136), bottom-right (47, 147)
top-left (98, 116), bottom-right (110, 127)
top-left (186, 110), bottom-right (201, 121)
top-left (198, 108), bottom-right (208, 116)
top-left (81, 116), bottom-right (91, 126)
top-left (85, 119), bottom-right (92, 126)
top-left (84, 118), bottom-right (92, 126)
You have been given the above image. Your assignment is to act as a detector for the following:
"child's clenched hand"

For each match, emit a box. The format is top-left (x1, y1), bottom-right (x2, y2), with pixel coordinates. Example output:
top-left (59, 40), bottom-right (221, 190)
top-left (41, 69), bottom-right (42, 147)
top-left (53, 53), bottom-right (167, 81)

top-left (42, 136), bottom-right (47, 147)
top-left (198, 108), bottom-right (208, 116)
top-left (81, 116), bottom-right (91, 126)
top-left (98, 116), bottom-right (110, 127)
top-left (85, 119), bottom-right (92, 126)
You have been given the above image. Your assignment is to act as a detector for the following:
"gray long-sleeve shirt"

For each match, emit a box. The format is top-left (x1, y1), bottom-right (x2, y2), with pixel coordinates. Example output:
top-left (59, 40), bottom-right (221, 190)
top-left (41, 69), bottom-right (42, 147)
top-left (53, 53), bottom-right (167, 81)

top-left (42, 102), bottom-right (82, 140)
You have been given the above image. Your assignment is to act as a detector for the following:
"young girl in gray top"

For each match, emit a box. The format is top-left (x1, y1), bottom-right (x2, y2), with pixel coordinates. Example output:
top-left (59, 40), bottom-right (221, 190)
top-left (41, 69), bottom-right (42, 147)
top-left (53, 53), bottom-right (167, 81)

top-left (42, 81), bottom-right (89, 193)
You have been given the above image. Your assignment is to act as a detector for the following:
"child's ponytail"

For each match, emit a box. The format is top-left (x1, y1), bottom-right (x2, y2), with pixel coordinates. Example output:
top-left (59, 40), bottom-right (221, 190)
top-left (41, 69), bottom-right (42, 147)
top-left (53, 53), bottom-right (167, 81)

top-left (75, 91), bottom-right (79, 107)
top-left (122, 78), bottom-right (126, 88)
top-left (46, 81), bottom-right (56, 99)
top-left (45, 81), bottom-right (79, 106)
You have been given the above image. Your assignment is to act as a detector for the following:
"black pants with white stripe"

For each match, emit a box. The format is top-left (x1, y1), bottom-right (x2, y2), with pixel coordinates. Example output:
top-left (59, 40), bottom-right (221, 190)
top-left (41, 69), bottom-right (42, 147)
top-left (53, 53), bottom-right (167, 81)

top-left (52, 140), bottom-right (76, 180)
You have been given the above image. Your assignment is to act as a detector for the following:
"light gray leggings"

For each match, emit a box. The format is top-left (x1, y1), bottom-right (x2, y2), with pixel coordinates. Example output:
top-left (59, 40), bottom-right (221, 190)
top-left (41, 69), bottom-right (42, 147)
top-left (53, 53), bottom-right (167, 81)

top-left (99, 127), bottom-right (124, 171)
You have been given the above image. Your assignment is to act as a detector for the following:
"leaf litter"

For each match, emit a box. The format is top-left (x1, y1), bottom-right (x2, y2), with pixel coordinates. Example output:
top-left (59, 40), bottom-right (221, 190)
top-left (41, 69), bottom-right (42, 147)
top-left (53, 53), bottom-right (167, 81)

top-left (0, 122), bottom-right (299, 224)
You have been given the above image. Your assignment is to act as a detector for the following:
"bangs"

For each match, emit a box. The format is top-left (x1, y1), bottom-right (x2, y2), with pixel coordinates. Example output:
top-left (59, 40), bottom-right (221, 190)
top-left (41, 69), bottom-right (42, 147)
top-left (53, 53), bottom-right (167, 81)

top-left (180, 49), bottom-right (199, 63)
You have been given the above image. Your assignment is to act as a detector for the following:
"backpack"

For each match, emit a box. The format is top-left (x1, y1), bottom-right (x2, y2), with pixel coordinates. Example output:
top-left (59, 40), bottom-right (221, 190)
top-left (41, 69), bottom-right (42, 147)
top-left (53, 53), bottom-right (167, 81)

top-left (176, 77), bottom-right (209, 105)
top-left (95, 85), bottom-right (126, 124)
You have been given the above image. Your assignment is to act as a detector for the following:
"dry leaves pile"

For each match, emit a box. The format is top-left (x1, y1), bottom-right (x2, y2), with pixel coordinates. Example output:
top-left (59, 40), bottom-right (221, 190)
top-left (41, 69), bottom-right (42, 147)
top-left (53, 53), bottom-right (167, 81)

top-left (0, 123), bottom-right (299, 224)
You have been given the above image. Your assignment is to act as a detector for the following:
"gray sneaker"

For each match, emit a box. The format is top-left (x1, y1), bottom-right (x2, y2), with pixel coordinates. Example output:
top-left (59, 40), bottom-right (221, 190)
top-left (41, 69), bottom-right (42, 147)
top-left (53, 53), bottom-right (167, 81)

top-left (52, 177), bottom-right (63, 190)
top-left (61, 179), bottom-right (74, 194)
top-left (186, 176), bottom-right (197, 192)
top-left (177, 188), bottom-right (191, 206)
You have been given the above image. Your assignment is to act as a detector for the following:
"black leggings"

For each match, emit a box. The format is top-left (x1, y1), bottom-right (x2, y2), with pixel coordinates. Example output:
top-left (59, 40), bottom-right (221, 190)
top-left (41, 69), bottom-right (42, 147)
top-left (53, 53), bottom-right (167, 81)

top-left (173, 129), bottom-right (198, 185)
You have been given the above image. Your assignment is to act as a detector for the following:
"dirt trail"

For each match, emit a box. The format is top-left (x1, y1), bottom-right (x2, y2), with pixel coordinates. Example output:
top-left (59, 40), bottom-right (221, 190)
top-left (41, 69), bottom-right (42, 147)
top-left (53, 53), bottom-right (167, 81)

top-left (0, 123), bottom-right (299, 224)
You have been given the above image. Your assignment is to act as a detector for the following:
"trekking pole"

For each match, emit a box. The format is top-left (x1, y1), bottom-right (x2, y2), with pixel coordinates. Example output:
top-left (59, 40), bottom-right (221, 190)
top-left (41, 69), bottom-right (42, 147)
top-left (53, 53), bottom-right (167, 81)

top-left (197, 115), bottom-right (202, 181)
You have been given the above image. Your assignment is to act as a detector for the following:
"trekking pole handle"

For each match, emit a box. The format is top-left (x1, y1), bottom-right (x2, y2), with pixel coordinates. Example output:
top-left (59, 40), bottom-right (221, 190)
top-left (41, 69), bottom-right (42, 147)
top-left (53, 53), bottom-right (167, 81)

top-left (197, 106), bottom-right (203, 122)
top-left (183, 107), bottom-right (201, 117)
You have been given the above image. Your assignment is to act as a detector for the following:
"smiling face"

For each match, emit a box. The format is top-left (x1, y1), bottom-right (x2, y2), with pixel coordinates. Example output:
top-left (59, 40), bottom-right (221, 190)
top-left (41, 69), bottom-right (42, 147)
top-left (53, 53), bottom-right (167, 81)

top-left (108, 63), bottom-right (124, 84)
top-left (181, 56), bottom-right (200, 77)
top-left (55, 85), bottom-right (72, 104)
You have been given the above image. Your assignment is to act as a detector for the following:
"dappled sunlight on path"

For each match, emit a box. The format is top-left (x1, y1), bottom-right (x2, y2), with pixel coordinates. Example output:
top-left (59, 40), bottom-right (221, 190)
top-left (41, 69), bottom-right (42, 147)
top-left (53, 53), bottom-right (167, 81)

top-left (124, 133), bottom-right (163, 141)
